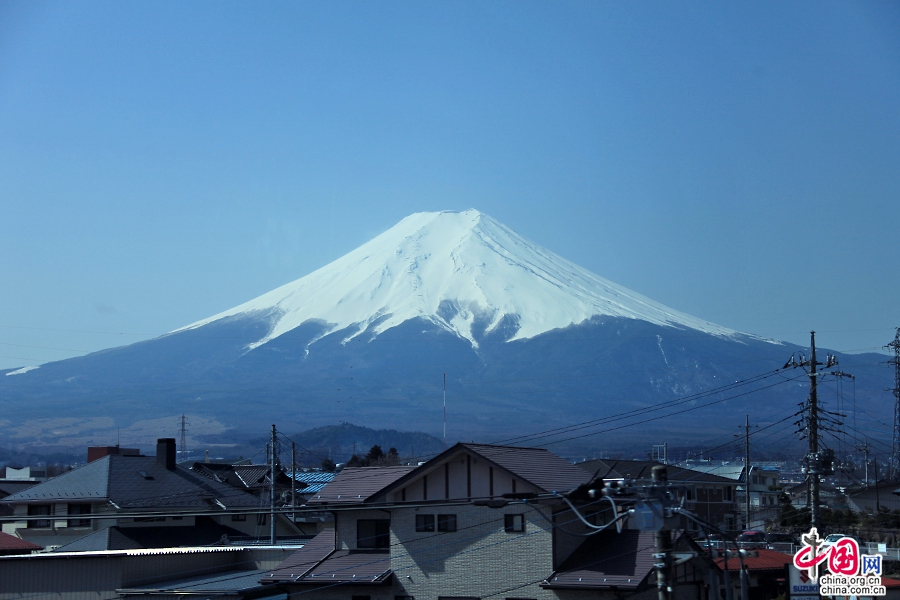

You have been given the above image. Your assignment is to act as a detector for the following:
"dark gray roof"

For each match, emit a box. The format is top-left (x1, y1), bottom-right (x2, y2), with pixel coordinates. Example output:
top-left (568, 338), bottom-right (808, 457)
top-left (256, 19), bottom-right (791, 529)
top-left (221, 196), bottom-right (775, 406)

top-left (0, 480), bottom-right (40, 498)
top-left (52, 527), bottom-right (140, 552)
top-left (262, 529), bottom-right (391, 585)
top-left (3, 458), bottom-right (110, 502)
top-left (308, 467), bottom-right (415, 504)
top-left (2, 455), bottom-right (260, 509)
top-left (52, 516), bottom-right (245, 552)
top-left (374, 443), bottom-right (592, 501)
top-left (463, 444), bottom-right (591, 493)
top-left (263, 530), bottom-right (336, 583)
top-left (119, 569), bottom-right (272, 594)
top-left (579, 459), bottom-right (737, 485)
top-left (543, 529), bottom-right (658, 590)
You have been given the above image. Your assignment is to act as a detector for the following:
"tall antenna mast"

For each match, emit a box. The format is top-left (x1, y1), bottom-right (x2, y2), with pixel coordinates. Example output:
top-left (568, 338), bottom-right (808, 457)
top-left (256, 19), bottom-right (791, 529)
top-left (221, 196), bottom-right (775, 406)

top-left (443, 373), bottom-right (447, 451)
top-left (886, 327), bottom-right (900, 480)
top-left (178, 415), bottom-right (189, 462)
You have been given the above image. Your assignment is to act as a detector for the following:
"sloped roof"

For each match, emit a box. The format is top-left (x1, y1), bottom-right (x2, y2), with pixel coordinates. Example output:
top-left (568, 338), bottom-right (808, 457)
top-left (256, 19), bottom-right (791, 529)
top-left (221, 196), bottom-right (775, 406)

top-left (377, 443), bottom-right (591, 500)
top-left (297, 549), bottom-right (391, 584)
top-left (262, 530), bottom-right (336, 582)
top-left (580, 459), bottom-right (737, 485)
top-left (543, 529), bottom-right (658, 589)
top-left (462, 444), bottom-right (591, 493)
top-left (0, 531), bottom-right (42, 553)
top-left (3, 457), bottom-right (110, 501)
top-left (51, 516), bottom-right (245, 552)
top-left (52, 527), bottom-right (140, 552)
top-left (120, 569), bottom-right (271, 595)
top-left (261, 528), bottom-right (391, 586)
top-left (2, 455), bottom-right (260, 509)
top-left (308, 467), bottom-right (414, 504)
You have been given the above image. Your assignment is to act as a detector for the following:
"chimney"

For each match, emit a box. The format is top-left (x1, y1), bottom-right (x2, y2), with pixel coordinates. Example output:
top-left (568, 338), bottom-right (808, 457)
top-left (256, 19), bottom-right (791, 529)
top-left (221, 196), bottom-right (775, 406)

top-left (156, 438), bottom-right (176, 470)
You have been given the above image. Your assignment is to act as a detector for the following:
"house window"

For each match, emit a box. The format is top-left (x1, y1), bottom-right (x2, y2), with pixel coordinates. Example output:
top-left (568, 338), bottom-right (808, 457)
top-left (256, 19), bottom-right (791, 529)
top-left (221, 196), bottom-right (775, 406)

top-left (437, 514), bottom-right (457, 532)
top-left (256, 513), bottom-right (267, 526)
top-left (415, 514), bottom-right (435, 532)
top-left (67, 503), bottom-right (91, 528)
top-left (357, 519), bottom-right (390, 549)
top-left (725, 487), bottom-right (733, 501)
top-left (686, 488), bottom-right (694, 501)
top-left (28, 504), bottom-right (51, 528)
top-left (504, 514), bottom-right (525, 533)
top-left (232, 514), bottom-right (247, 521)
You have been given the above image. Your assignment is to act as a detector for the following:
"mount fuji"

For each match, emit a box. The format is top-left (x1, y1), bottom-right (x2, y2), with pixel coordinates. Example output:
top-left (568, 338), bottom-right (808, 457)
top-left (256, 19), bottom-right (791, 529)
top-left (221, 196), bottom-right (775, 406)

top-left (1, 210), bottom-right (891, 456)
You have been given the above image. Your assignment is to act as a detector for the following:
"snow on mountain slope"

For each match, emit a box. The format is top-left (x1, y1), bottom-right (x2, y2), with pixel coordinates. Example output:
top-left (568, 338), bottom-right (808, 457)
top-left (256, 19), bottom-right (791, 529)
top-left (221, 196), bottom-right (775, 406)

top-left (177, 209), bottom-right (752, 349)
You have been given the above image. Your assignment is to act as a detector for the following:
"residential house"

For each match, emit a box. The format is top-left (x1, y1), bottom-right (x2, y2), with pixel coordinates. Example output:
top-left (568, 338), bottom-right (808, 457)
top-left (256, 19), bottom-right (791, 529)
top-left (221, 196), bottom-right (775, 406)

top-left (579, 459), bottom-right (740, 534)
top-left (260, 443), bottom-right (717, 600)
top-left (686, 463), bottom-right (783, 529)
top-left (1, 438), bottom-right (300, 551)
top-left (846, 480), bottom-right (900, 514)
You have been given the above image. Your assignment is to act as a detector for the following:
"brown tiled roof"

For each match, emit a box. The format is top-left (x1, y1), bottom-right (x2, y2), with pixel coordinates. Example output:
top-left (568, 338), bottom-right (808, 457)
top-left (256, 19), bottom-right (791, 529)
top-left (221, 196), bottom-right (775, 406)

top-left (308, 467), bottom-right (414, 504)
top-left (262, 530), bottom-right (336, 583)
top-left (0, 531), bottom-right (42, 554)
top-left (543, 529), bottom-right (657, 590)
top-left (713, 549), bottom-right (790, 572)
top-left (462, 444), bottom-right (591, 493)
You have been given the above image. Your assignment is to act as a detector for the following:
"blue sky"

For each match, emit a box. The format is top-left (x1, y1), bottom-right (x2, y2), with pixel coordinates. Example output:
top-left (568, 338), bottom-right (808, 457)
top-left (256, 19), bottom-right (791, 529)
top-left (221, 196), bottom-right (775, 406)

top-left (1, 1), bottom-right (899, 370)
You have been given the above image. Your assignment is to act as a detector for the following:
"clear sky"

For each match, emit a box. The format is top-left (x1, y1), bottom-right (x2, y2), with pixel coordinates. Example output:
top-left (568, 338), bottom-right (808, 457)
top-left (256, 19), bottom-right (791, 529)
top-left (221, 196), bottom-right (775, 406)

top-left (1, 1), bottom-right (898, 371)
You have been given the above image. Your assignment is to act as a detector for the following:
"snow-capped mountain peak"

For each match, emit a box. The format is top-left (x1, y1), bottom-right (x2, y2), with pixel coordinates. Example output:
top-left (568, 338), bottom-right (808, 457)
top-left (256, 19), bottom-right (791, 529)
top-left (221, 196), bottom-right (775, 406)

top-left (177, 209), bottom-right (745, 349)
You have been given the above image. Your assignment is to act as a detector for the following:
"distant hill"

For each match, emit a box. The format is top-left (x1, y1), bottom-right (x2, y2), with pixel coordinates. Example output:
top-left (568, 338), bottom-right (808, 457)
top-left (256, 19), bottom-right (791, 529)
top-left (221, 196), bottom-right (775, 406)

top-left (247, 423), bottom-right (445, 466)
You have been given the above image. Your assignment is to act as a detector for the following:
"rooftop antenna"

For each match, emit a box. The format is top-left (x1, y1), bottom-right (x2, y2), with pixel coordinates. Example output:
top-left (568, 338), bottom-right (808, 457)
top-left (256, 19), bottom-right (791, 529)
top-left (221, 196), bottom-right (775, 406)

top-left (443, 373), bottom-right (447, 451)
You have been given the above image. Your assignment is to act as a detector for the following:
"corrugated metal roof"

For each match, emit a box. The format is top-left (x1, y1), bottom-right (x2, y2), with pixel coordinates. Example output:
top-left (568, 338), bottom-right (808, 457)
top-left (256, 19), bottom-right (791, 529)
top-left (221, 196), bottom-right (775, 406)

top-left (262, 530), bottom-right (336, 583)
top-left (309, 467), bottom-right (414, 504)
top-left (543, 529), bottom-right (657, 590)
top-left (289, 471), bottom-right (336, 484)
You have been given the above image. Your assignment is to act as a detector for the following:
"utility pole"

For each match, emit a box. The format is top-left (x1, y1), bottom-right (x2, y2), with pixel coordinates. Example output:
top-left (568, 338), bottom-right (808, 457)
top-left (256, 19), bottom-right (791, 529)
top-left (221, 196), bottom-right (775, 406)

top-left (808, 332), bottom-right (822, 531)
top-left (443, 373), bottom-right (447, 451)
top-left (291, 442), bottom-right (296, 522)
top-left (886, 328), bottom-right (900, 480)
top-left (270, 424), bottom-right (277, 546)
top-left (785, 331), bottom-right (838, 531)
top-left (738, 415), bottom-right (757, 529)
top-left (652, 465), bottom-right (673, 600)
top-left (856, 439), bottom-right (871, 486)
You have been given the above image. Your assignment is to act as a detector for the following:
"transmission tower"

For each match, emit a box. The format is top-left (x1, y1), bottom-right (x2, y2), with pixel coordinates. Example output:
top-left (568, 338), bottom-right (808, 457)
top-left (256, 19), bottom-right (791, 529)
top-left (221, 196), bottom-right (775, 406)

top-left (178, 414), bottom-right (189, 462)
top-left (886, 328), bottom-right (900, 480)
